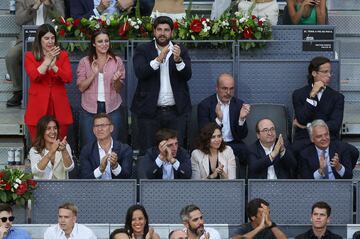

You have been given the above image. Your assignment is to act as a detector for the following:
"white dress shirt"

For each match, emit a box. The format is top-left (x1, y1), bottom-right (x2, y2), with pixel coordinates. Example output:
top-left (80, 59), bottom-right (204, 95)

top-left (155, 156), bottom-right (180, 180)
top-left (215, 95), bottom-right (245, 142)
top-left (93, 139), bottom-right (122, 179)
top-left (259, 142), bottom-right (277, 179)
top-left (150, 41), bottom-right (185, 106)
top-left (313, 147), bottom-right (345, 179)
top-left (93, 0), bottom-right (118, 16)
top-left (44, 223), bottom-right (97, 239)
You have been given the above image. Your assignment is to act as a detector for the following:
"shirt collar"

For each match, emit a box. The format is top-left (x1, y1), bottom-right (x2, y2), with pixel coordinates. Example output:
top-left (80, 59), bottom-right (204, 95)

top-left (97, 138), bottom-right (114, 152)
top-left (315, 146), bottom-right (329, 156)
top-left (259, 141), bottom-right (275, 152)
top-left (216, 94), bottom-right (230, 106)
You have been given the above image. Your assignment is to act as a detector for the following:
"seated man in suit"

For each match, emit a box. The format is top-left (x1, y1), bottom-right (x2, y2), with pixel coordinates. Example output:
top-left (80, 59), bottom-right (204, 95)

top-left (298, 119), bottom-right (353, 179)
top-left (70, 0), bottom-right (121, 19)
top-left (80, 113), bottom-right (133, 179)
top-left (198, 73), bottom-right (250, 178)
top-left (248, 118), bottom-right (297, 179)
top-left (295, 201), bottom-right (341, 239)
top-left (143, 128), bottom-right (191, 179)
top-left (292, 56), bottom-right (358, 166)
top-left (232, 198), bottom-right (287, 239)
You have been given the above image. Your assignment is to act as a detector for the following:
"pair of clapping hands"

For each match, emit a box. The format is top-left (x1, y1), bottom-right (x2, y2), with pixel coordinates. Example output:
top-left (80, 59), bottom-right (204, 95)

top-left (49, 136), bottom-right (68, 154)
top-left (156, 44), bottom-right (182, 63)
top-left (33, 0), bottom-right (53, 9)
top-left (91, 61), bottom-right (124, 83)
top-left (99, 152), bottom-right (119, 173)
top-left (319, 152), bottom-right (342, 175)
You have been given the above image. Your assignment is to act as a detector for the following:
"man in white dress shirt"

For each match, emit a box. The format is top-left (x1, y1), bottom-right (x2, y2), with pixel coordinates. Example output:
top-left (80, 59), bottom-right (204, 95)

top-left (44, 202), bottom-right (97, 239)
top-left (180, 204), bottom-right (221, 239)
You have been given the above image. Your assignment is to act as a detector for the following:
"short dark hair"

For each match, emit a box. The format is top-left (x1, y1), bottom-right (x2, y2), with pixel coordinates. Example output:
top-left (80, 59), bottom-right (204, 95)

top-left (0, 204), bottom-right (12, 214)
top-left (110, 228), bottom-right (129, 239)
top-left (311, 201), bottom-right (331, 217)
top-left (307, 56), bottom-right (331, 85)
top-left (92, 113), bottom-right (113, 125)
top-left (153, 16), bottom-right (174, 30)
top-left (180, 204), bottom-right (201, 222)
top-left (155, 128), bottom-right (178, 146)
top-left (247, 198), bottom-right (269, 221)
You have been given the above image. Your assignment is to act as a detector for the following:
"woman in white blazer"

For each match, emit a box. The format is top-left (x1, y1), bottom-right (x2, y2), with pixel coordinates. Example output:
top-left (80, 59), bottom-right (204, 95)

top-left (191, 123), bottom-right (237, 179)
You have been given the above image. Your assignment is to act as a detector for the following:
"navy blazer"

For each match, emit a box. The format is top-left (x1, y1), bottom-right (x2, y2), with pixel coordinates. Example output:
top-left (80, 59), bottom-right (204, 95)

top-left (298, 141), bottom-right (353, 179)
top-left (70, 0), bottom-right (95, 19)
top-left (131, 41), bottom-right (192, 118)
top-left (143, 146), bottom-right (192, 179)
top-left (80, 140), bottom-right (133, 179)
top-left (197, 94), bottom-right (248, 143)
top-left (292, 85), bottom-right (344, 140)
top-left (247, 140), bottom-right (297, 179)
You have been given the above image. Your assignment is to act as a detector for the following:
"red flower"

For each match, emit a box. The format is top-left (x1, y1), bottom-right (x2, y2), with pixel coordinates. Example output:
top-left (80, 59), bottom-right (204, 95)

top-left (189, 19), bottom-right (202, 33)
top-left (118, 21), bottom-right (130, 37)
top-left (4, 183), bottom-right (11, 191)
top-left (173, 21), bottom-right (179, 29)
top-left (27, 179), bottom-right (37, 188)
top-left (59, 17), bottom-right (66, 25)
top-left (243, 27), bottom-right (253, 39)
top-left (252, 15), bottom-right (257, 20)
top-left (59, 29), bottom-right (66, 37)
top-left (73, 18), bottom-right (81, 27)
top-left (229, 18), bottom-right (238, 31)
top-left (201, 17), bottom-right (207, 23)
top-left (0, 172), bottom-right (4, 178)
top-left (97, 18), bottom-right (106, 26)
top-left (65, 21), bottom-right (71, 27)
top-left (16, 182), bottom-right (27, 196)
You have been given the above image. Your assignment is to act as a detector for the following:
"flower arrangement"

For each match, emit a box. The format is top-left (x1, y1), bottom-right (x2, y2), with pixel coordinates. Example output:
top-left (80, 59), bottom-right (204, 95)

top-left (53, 8), bottom-right (272, 51)
top-left (0, 167), bottom-right (37, 207)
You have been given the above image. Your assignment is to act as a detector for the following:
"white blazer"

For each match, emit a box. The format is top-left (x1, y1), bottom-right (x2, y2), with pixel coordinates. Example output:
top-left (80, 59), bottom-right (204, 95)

top-left (191, 146), bottom-right (236, 179)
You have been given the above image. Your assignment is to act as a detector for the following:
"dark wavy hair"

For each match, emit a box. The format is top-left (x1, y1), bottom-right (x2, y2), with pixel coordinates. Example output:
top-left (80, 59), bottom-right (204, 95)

top-left (124, 204), bottom-right (149, 238)
top-left (88, 28), bottom-right (116, 64)
top-left (307, 56), bottom-right (331, 85)
top-left (247, 198), bottom-right (269, 221)
top-left (32, 24), bottom-right (58, 61)
top-left (32, 115), bottom-right (59, 154)
top-left (196, 122), bottom-right (226, 155)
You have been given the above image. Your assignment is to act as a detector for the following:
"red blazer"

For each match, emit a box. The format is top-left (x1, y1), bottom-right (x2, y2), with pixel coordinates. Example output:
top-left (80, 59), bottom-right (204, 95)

top-left (24, 51), bottom-right (73, 126)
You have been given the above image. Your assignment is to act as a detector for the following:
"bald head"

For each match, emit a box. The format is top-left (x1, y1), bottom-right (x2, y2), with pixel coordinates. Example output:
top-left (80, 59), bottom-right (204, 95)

top-left (216, 73), bottom-right (235, 103)
top-left (169, 230), bottom-right (188, 239)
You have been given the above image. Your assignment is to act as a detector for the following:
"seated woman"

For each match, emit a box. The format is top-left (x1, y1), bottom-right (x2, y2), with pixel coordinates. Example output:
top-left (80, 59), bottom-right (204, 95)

top-left (191, 122), bottom-right (236, 179)
top-left (238, 0), bottom-right (279, 26)
top-left (124, 205), bottom-right (160, 239)
top-left (151, 0), bottom-right (185, 21)
top-left (77, 28), bottom-right (125, 148)
top-left (287, 0), bottom-right (327, 25)
top-left (29, 115), bottom-right (74, 179)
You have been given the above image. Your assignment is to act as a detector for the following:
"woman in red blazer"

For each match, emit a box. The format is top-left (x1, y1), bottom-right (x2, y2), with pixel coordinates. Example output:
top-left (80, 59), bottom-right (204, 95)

top-left (24, 24), bottom-right (73, 143)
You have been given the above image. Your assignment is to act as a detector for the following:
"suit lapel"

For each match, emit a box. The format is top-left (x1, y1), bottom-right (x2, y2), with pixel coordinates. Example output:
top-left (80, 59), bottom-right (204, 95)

top-left (310, 146), bottom-right (320, 170)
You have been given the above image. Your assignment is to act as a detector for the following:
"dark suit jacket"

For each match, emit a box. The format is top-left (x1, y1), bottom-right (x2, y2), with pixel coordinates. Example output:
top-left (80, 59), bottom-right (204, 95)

top-left (298, 141), bottom-right (353, 179)
top-left (197, 94), bottom-right (248, 142)
top-left (70, 0), bottom-right (95, 19)
top-left (131, 41), bottom-right (192, 118)
top-left (292, 85), bottom-right (344, 140)
top-left (248, 140), bottom-right (297, 179)
top-left (80, 140), bottom-right (133, 179)
top-left (143, 147), bottom-right (191, 179)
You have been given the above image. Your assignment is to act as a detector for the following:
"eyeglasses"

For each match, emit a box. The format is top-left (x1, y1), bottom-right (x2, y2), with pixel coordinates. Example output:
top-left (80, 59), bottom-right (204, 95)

top-left (93, 123), bottom-right (111, 129)
top-left (219, 87), bottom-right (235, 92)
top-left (0, 216), bottom-right (15, 223)
top-left (317, 70), bottom-right (333, 76)
top-left (259, 127), bottom-right (275, 134)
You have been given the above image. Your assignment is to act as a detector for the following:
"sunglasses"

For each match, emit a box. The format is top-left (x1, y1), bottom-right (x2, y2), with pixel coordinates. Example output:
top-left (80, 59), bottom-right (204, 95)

top-left (0, 216), bottom-right (15, 223)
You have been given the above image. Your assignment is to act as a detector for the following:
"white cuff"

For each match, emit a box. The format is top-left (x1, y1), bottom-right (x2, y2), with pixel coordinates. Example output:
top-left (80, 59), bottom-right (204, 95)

top-left (150, 59), bottom-right (161, 70)
top-left (94, 167), bottom-right (102, 179)
top-left (175, 61), bottom-right (185, 71)
top-left (111, 164), bottom-right (122, 176)
top-left (306, 98), bottom-right (317, 107)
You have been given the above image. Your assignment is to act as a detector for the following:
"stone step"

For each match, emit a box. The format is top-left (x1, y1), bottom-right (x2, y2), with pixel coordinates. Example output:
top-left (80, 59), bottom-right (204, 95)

top-left (0, 37), bottom-right (17, 58)
top-left (0, 1), bottom-right (9, 11)
top-left (0, 102), bottom-right (25, 135)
